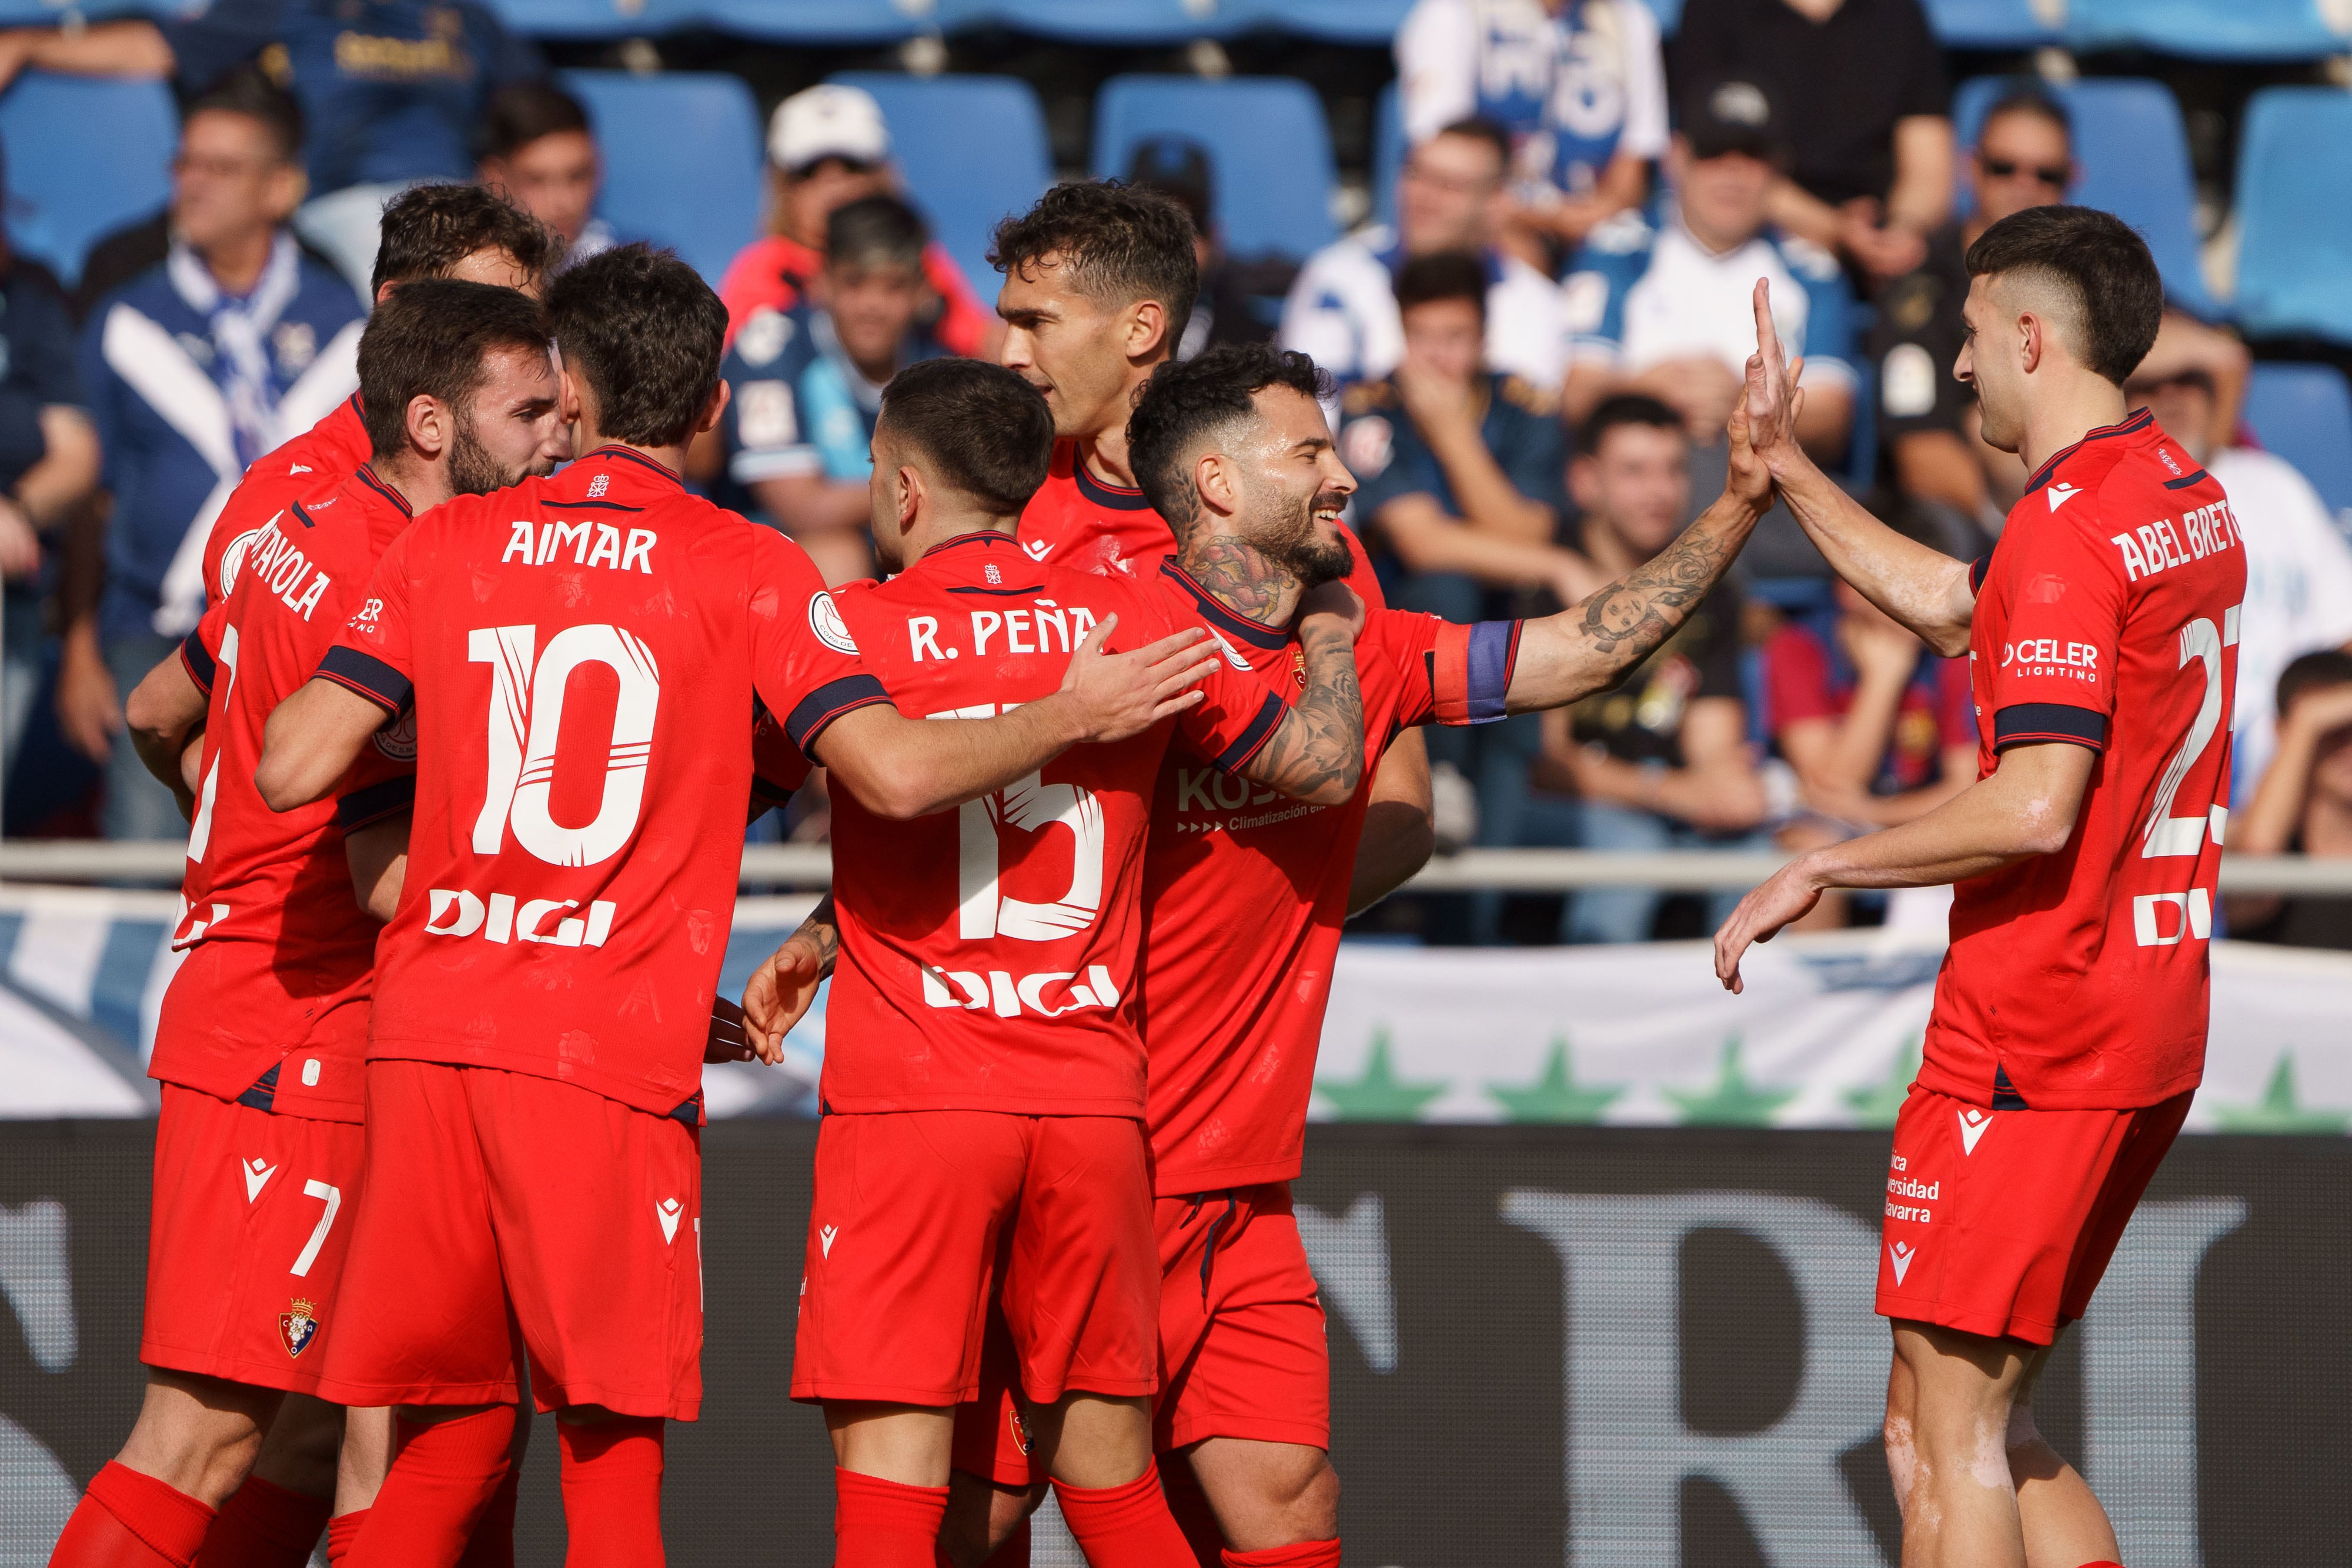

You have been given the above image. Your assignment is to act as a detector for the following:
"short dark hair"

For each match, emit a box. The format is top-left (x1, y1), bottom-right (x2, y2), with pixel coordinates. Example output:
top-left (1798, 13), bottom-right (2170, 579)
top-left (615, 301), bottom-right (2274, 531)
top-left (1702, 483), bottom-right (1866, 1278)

top-left (357, 279), bottom-right (552, 459)
top-left (1432, 116), bottom-right (1513, 170)
top-left (185, 63), bottom-right (303, 166)
top-left (2279, 650), bottom-right (2352, 717)
top-left (1126, 344), bottom-right (1332, 524)
top-left (544, 243), bottom-right (727, 449)
top-left (479, 80), bottom-right (592, 163)
top-left (877, 358), bottom-right (1054, 514)
top-left (1979, 84), bottom-right (2072, 144)
top-left (372, 182), bottom-right (558, 298)
top-left (1964, 205), bottom-right (2163, 386)
top-left (989, 180), bottom-right (1199, 354)
top-left (1581, 393), bottom-right (1686, 454)
top-left (827, 194), bottom-right (928, 270)
top-left (1395, 250), bottom-right (1487, 318)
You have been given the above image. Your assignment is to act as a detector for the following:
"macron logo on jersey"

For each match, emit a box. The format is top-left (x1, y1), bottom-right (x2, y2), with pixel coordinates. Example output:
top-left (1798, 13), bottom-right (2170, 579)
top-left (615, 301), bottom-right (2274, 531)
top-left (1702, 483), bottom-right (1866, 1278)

top-left (1888, 1241), bottom-right (1917, 1284)
top-left (242, 1158), bottom-right (278, 1203)
top-left (2047, 482), bottom-right (2080, 511)
top-left (656, 1197), bottom-right (683, 1243)
top-left (1957, 1108), bottom-right (1992, 1154)
top-left (1023, 540), bottom-right (1051, 562)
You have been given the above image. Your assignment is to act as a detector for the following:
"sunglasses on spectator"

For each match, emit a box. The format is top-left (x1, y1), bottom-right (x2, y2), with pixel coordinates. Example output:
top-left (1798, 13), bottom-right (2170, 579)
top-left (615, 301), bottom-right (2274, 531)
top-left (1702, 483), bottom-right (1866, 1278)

top-left (1980, 158), bottom-right (2069, 188)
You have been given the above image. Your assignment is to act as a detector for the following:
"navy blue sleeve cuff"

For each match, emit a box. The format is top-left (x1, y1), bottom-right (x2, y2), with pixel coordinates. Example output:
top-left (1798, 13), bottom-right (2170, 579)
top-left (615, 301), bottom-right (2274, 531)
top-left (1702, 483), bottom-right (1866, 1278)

top-left (785, 673), bottom-right (892, 755)
top-left (1212, 690), bottom-right (1287, 773)
top-left (1969, 555), bottom-right (1993, 594)
top-left (1992, 702), bottom-right (2107, 752)
top-left (316, 645), bottom-right (411, 716)
top-left (179, 628), bottom-right (217, 697)
top-left (335, 774), bottom-right (416, 832)
top-left (1465, 620), bottom-right (1519, 724)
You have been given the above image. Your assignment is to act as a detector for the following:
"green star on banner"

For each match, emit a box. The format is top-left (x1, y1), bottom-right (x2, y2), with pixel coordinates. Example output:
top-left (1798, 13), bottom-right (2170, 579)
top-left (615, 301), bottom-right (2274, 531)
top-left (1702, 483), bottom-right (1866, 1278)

top-left (1844, 1037), bottom-right (1923, 1129)
top-left (1664, 1036), bottom-right (1799, 1127)
top-left (1315, 1028), bottom-right (1448, 1122)
top-left (2210, 1052), bottom-right (2351, 1134)
top-left (1488, 1037), bottom-right (1624, 1124)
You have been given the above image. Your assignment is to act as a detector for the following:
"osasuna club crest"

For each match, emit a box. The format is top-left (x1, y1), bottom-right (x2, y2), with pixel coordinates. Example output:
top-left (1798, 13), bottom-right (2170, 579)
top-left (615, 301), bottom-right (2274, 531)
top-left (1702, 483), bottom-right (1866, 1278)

top-left (279, 1297), bottom-right (320, 1358)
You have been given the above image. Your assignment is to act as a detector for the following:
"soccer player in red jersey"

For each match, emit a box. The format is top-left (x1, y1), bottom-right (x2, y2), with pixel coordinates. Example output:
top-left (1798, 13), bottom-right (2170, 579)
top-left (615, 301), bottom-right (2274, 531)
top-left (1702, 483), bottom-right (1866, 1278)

top-left (761, 342), bottom-right (1781, 1568)
top-left (195, 185), bottom-right (559, 615)
top-left (249, 245), bottom-right (1220, 1568)
top-left (50, 285), bottom-right (570, 1568)
top-left (1715, 208), bottom-right (2243, 1568)
top-left (757, 357), bottom-right (1365, 1568)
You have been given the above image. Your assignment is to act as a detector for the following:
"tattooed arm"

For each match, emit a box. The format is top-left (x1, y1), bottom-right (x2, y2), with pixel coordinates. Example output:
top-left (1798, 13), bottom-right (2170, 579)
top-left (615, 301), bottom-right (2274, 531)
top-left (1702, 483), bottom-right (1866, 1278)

top-left (739, 895), bottom-right (839, 1062)
top-left (1237, 580), bottom-right (1367, 805)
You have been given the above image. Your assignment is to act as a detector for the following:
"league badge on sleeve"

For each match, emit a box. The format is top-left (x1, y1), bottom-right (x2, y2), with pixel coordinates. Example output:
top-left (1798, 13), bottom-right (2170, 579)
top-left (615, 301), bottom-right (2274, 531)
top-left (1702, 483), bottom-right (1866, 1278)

top-left (279, 1297), bottom-right (320, 1358)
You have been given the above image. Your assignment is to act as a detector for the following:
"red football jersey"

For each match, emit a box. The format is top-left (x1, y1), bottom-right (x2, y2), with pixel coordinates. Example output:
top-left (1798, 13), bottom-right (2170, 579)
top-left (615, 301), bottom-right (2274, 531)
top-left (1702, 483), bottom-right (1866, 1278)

top-left (820, 531), bottom-right (1291, 1117)
top-left (1013, 440), bottom-right (1179, 579)
top-left (1138, 561), bottom-right (1514, 1193)
top-left (320, 446), bottom-right (890, 1116)
top-left (1925, 409), bottom-right (2246, 1111)
top-left (156, 464), bottom-right (418, 1121)
top-left (204, 397), bottom-right (373, 609)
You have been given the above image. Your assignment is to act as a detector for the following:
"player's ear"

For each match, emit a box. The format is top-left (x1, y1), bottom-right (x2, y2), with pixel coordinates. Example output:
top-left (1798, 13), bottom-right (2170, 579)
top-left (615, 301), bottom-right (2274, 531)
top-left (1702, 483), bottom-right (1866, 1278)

top-left (697, 379), bottom-right (731, 439)
top-left (1194, 449), bottom-right (1238, 520)
top-left (898, 463), bottom-right (925, 527)
top-left (404, 393), bottom-right (449, 462)
top-left (1127, 297), bottom-right (1168, 362)
top-left (2016, 310), bottom-right (2044, 376)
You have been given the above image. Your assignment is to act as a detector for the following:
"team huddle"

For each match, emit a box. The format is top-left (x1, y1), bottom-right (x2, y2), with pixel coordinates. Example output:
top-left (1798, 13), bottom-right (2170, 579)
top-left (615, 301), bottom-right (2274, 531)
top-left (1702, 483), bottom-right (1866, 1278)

top-left (49, 173), bottom-right (2237, 1568)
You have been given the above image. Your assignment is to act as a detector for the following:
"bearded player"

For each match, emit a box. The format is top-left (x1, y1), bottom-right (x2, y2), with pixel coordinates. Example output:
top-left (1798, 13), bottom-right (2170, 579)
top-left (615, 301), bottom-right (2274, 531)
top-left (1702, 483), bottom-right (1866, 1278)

top-left (762, 356), bottom-right (1368, 1567)
top-left (758, 341), bottom-right (1782, 1567)
top-left (1715, 211), bottom-right (2240, 1568)
top-left (57, 285), bottom-right (570, 1568)
top-left (250, 245), bottom-right (1219, 1567)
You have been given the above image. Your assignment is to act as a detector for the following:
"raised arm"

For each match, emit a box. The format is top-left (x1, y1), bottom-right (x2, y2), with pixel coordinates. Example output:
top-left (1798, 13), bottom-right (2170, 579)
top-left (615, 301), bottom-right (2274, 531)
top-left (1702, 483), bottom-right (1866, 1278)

top-left (256, 679), bottom-right (392, 812)
top-left (1746, 280), bottom-right (1977, 656)
top-left (1234, 581), bottom-right (1365, 806)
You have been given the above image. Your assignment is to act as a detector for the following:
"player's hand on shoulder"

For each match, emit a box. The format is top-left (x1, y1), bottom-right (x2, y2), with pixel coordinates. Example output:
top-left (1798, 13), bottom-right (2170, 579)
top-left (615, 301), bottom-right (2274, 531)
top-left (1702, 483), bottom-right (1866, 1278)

top-left (1298, 580), bottom-right (1366, 644)
top-left (1058, 613), bottom-right (1217, 743)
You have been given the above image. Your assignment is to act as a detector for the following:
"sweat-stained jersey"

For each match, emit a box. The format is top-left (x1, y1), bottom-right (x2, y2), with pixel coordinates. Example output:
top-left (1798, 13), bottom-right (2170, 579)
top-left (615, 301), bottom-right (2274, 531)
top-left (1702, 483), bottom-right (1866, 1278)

top-left (1013, 439), bottom-right (1178, 579)
top-left (1925, 409), bottom-right (2246, 1111)
top-left (1139, 560), bottom-right (1515, 1193)
top-left (204, 396), bottom-right (373, 609)
top-left (155, 463), bottom-right (419, 1122)
top-left (319, 446), bottom-right (890, 1116)
top-left (820, 531), bottom-right (1291, 1118)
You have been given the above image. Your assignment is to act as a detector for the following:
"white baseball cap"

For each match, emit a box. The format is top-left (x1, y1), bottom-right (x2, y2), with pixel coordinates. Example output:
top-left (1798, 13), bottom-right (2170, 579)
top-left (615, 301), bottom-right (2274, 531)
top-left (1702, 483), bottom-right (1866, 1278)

top-left (769, 84), bottom-right (891, 173)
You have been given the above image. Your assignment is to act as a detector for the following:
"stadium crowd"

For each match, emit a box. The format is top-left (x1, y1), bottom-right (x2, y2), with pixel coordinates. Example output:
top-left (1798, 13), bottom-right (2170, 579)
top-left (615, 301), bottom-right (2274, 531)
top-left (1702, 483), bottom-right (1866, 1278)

top-left (1, 0), bottom-right (2350, 947)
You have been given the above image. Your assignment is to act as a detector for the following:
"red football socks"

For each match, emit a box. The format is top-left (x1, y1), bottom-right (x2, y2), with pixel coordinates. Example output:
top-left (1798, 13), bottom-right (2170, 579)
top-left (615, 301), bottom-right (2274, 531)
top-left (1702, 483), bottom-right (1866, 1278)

top-left (1221, 1542), bottom-right (1342, 1568)
top-left (834, 1468), bottom-right (950, 1568)
top-left (1053, 1462), bottom-right (1195, 1568)
top-left (456, 1465), bottom-right (520, 1568)
top-left (192, 1476), bottom-right (330, 1568)
top-left (345, 1406), bottom-right (517, 1568)
top-left (556, 1416), bottom-right (667, 1567)
top-left (323, 1512), bottom-right (367, 1565)
top-left (49, 1462), bottom-right (217, 1567)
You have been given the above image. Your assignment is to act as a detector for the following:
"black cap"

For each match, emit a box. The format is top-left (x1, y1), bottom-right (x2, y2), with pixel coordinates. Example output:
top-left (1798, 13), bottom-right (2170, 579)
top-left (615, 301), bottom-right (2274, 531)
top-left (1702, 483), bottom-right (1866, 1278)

top-left (1126, 135), bottom-right (1212, 232)
top-left (1679, 76), bottom-right (1785, 163)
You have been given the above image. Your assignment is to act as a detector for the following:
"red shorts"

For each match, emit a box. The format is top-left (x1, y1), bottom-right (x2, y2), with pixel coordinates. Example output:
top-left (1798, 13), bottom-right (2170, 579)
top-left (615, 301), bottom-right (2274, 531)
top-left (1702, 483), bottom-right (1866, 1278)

top-left (314, 1060), bottom-right (703, 1419)
top-left (141, 1085), bottom-right (365, 1395)
top-left (954, 1180), bottom-right (1329, 1486)
top-left (793, 1111), bottom-right (1157, 1410)
top-left (1877, 1084), bottom-right (2193, 1346)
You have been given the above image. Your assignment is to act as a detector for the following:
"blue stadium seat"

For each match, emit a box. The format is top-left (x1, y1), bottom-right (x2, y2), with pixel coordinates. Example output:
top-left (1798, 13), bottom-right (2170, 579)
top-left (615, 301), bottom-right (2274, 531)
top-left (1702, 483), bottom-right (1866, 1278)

top-left (0, 72), bottom-right (175, 289)
top-left (1222, 0), bottom-right (1415, 42)
top-left (2066, 0), bottom-right (2350, 61)
top-left (1924, 0), bottom-right (2061, 48)
top-left (829, 72), bottom-right (1051, 306)
top-left (490, 0), bottom-right (701, 36)
top-left (559, 71), bottom-right (762, 285)
top-left (2236, 88), bottom-right (2352, 343)
top-left (2246, 363), bottom-right (2352, 523)
top-left (936, 0), bottom-right (1244, 41)
top-left (1952, 76), bottom-right (2223, 322)
top-left (700, 0), bottom-right (930, 41)
top-left (1372, 81), bottom-right (1404, 233)
top-left (1093, 76), bottom-right (1335, 261)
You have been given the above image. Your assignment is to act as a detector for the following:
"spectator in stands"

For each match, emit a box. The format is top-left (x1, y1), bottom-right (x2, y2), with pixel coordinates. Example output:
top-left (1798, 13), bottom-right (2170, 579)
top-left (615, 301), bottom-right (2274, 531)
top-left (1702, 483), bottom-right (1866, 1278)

top-left (69, 68), bottom-right (362, 840)
top-left (1395, 0), bottom-right (1669, 269)
top-left (0, 0), bottom-right (543, 295)
top-left (0, 138), bottom-right (101, 781)
top-left (477, 80), bottom-right (624, 265)
top-left (2128, 341), bottom-right (2352, 803)
top-left (1337, 250), bottom-right (1592, 616)
top-left (1281, 118), bottom-right (1568, 394)
top-left (2229, 651), bottom-right (2352, 951)
top-left (1761, 576), bottom-right (1975, 927)
top-left (1672, 0), bottom-right (1953, 287)
top-left (717, 84), bottom-right (994, 360)
top-left (716, 195), bottom-right (948, 586)
top-left (1491, 396), bottom-right (1768, 943)
top-left (1125, 136), bottom-right (1279, 359)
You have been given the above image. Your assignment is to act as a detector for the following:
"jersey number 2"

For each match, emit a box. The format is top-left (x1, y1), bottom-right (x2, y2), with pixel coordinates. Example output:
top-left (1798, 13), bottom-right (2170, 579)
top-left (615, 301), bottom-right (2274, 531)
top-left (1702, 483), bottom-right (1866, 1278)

top-left (469, 624), bottom-right (660, 867)
top-left (2134, 606), bottom-right (2239, 948)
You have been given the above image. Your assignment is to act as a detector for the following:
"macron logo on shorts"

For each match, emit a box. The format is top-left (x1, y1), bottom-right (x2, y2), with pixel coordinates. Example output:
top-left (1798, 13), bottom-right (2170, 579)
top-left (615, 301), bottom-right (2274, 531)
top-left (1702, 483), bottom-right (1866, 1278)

top-left (1957, 1108), bottom-right (1993, 1155)
top-left (820, 1224), bottom-right (838, 1258)
top-left (242, 1158), bottom-right (278, 1203)
top-left (656, 1198), bottom-right (683, 1244)
top-left (1889, 1241), bottom-right (1917, 1285)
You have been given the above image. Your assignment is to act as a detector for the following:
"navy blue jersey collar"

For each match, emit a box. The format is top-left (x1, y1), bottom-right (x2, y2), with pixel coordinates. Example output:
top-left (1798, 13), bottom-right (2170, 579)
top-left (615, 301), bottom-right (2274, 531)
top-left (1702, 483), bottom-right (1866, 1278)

top-left (582, 446), bottom-right (686, 489)
top-left (354, 463), bottom-right (412, 516)
top-left (2024, 407), bottom-right (2153, 495)
top-left (1074, 457), bottom-right (1155, 511)
top-left (1158, 558), bottom-right (1288, 650)
top-left (922, 530), bottom-right (1021, 560)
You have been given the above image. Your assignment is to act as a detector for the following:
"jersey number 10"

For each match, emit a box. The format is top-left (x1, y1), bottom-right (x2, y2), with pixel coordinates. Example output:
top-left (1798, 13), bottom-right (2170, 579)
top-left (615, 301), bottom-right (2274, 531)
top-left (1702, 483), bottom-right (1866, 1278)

top-left (469, 623), bottom-right (660, 868)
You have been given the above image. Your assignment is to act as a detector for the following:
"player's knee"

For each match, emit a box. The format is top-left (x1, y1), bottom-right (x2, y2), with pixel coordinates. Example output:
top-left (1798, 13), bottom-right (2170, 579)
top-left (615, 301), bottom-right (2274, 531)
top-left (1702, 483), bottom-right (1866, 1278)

top-left (1253, 1449), bottom-right (1339, 1542)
